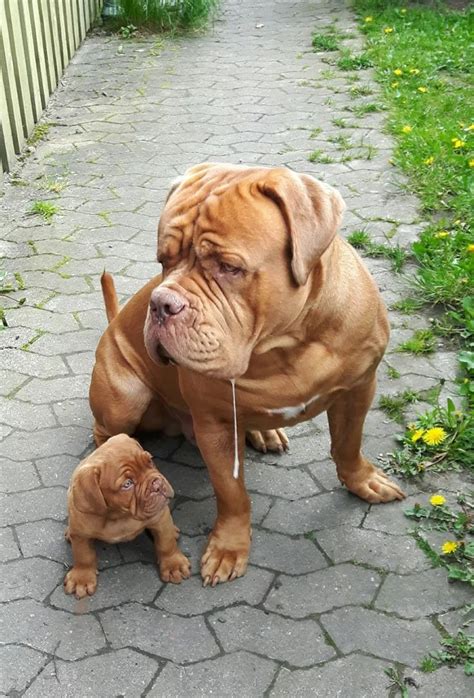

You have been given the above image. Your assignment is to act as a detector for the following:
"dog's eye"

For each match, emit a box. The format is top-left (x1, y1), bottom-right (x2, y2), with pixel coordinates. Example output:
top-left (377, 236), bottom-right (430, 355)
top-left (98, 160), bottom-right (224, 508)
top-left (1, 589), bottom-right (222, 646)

top-left (121, 478), bottom-right (134, 490)
top-left (219, 262), bottom-right (242, 275)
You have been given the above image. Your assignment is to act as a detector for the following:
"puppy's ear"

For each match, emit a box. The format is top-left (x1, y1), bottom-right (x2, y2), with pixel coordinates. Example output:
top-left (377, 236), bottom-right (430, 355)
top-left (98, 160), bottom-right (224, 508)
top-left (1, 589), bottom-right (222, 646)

top-left (260, 170), bottom-right (345, 286)
top-left (71, 465), bottom-right (107, 516)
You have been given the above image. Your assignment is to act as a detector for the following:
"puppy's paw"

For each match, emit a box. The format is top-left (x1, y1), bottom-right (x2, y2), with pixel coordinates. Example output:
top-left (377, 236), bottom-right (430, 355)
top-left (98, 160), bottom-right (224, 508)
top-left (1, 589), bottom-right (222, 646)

top-left (64, 567), bottom-right (97, 598)
top-left (159, 551), bottom-right (191, 584)
top-left (246, 428), bottom-right (289, 454)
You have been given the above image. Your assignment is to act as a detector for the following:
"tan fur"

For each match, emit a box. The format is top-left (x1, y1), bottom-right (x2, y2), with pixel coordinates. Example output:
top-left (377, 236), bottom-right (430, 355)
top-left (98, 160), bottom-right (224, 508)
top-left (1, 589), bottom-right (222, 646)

top-left (64, 434), bottom-right (190, 598)
top-left (90, 163), bottom-right (405, 587)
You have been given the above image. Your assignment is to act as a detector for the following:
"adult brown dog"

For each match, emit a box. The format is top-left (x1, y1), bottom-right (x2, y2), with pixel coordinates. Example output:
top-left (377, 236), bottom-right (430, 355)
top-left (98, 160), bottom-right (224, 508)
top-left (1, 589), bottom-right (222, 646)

top-left (64, 434), bottom-right (190, 598)
top-left (90, 163), bottom-right (404, 588)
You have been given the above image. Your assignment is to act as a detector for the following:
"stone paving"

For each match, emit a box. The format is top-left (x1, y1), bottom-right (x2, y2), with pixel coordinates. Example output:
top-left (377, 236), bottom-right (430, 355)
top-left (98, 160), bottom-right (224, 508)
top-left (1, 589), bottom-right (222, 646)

top-left (0, 0), bottom-right (472, 696)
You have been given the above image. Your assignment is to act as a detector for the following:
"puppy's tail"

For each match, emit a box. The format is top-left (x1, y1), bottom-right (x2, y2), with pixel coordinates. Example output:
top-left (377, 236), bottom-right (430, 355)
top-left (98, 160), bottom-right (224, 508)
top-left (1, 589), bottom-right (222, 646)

top-left (100, 271), bottom-right (120, 324)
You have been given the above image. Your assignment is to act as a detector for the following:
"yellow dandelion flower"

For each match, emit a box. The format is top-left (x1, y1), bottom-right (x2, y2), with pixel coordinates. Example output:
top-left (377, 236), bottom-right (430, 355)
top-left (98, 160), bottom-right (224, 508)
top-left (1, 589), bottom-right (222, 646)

top-left (410, 428), bottom-right (424, 443)
top-left (401, 8), bottom-right (407, 14)
top-left (364, 16), bottom-right (373, 23)
top-left (393, 68), bottom-right (403, 76)
top-left (424, 156), bottom-right (434, 165)
top-left (467, 244), bottom-right (474, 253)
top-left (423, 428), bottom-right (447, 447)
top-left (467, 124), bottom-right (474, 131)
top-left (384, 27), bottom-right (394, 34)
top-left (430, 494), bottom-right (446, 506)
top-left (453, 139), bottom-right (465, 148)
top-left (454, 219), bottom-right (461, 225)
top-left (391, 81), bottom-right (399, 88)
top-left (418, 86), bottom-right (428, 93)
top-left (409, 68), bottom-right (420, 75)
top-left (434, 231), bottom-right (449, 238)
top-left (402, 125), bottom-right (412, 134)
top-left (441, 541), bottom-right (459, 555)
top-left (469, 159), bottom-right (474, 167)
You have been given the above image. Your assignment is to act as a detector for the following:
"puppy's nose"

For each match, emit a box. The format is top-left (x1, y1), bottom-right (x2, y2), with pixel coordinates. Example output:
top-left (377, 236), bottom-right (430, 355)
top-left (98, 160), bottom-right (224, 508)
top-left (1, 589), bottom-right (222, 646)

top-left (149, 288), bottom-right (186, 325)
top-left (151, 476), bottom-right (173, 499)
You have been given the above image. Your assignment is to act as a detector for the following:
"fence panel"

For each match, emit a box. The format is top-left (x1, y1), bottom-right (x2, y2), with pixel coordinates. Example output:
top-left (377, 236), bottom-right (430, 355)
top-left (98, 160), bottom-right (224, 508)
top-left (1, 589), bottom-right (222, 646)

top-left (1, 0), bottom-right (102, 172)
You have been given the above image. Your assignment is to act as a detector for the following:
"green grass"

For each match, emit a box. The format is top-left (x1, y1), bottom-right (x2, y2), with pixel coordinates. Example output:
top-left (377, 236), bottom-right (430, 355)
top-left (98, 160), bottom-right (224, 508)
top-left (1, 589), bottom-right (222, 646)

top-left (347, 230), bottom-right (407, 272)
top-left (27, 122), bottom-right (51, 146)
top-left (396, 329), bottom-right (436, 355)
top-left (30, 201), bottom-right (58, 222)
top-left (312, 30), bottom-right (341, 52)
top-left (354, 2), bottom-right (473, 224)
top-left (391, 297), bottom-right (424, 314)
top-left (421, 630), bottom-right (474, 676)
top-left (308, 150), bottom-right (334, 164)
top-left (379, 389), bottom-right (419, 424)
top-left (106, 0), bottom-right (219, 31)
top-left (337, 49), bottom-right (372, 71)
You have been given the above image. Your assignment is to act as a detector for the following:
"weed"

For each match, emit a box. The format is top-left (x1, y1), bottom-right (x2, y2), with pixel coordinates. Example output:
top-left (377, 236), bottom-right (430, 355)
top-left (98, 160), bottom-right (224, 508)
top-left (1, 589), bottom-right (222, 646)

top-left (328, 134), bottom-right (353, 150)
top-left (379, 389), bottom-right (419, 424)
top-left (337, 50), bottom-right (372, 71)
top-left (27, 123), bottom-right (51, 146)
top-left (349, 101), bottom-right (385, 116)
top-left (312, 32), bottom-right (340, 52)
top-left (20, 328), bottom-right (46, 351)
top-left (39, 176), bottom-right (67, 194)
top-left (350, 84), bottom-right (373, 97)
top-left (332, 117), bottom-right (350, 128)
top-left (385, 398), bottom-right (473, 478)
top-left (106, 0), bottom-right (219, 32)
top-left (421, 630), bottom-right (474, 676)
top-left (119, 23), bottom-right (137, 38)
top-left (309, 127), bottom-right (323, 139)
top-left (30, 201), bottom-right (58, 222)
top-left (320, 68), bottom-right (336, 80)
top-left (405, 492), bottom-right (474, 586)
top-left (384, 666), bottom-right (410, 697)
top-left (97, 211), bottom-right (113, 226)
top-left (13, 272), bottom-right (25, 290)
top-left (386, 364), bottom-right (401, 380)
top-left (308, 150), bottom-right (334, 164)
top-left (397, 329), bottom-right (436, 355)
top-left (391, 297), bottom-right (424, 314)
top-left (27, 240), bottom-right (38, 255)
top-left (347, 230), bottom-right (407, 272)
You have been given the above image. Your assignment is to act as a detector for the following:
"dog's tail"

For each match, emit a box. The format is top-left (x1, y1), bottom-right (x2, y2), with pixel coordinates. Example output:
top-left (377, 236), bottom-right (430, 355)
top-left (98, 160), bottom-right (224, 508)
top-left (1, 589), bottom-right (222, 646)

top-left (100, 271), bottom-right (120, 324)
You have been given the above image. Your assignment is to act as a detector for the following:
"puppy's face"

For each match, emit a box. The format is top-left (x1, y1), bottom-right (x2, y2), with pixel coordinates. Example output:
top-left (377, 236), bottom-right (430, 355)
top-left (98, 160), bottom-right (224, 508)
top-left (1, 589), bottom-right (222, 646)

top-left (70, 434), bottom-right (173, 521)
top-left (144, 163), bottom-right (344, 379)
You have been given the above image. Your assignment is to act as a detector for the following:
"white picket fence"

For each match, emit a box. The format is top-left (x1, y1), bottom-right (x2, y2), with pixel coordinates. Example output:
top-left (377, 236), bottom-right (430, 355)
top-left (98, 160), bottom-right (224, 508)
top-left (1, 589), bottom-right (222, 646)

top-left (0, 0), bottom-right (103, 172)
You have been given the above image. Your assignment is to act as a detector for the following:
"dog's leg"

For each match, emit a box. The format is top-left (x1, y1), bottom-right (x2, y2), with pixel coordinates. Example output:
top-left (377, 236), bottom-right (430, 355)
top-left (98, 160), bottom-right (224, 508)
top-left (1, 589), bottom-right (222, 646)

top-left (90, 369), bottom-right (155, 446)
top-left (64, 536), bottom-right (98, 598)
top-left (194, 419), bottom-right (251, 587)
top-left (327, 377), bottom-right (405, 503)
top-left (149, 507), bottom-right (191, 584)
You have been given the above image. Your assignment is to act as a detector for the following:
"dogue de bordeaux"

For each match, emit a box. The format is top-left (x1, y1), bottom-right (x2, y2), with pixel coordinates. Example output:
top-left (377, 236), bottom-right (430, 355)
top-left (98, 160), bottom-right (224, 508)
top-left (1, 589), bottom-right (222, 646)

top-left (64, 434), bottom-right (190, 598)
top-left (90, 163), bottom-right (405, 587)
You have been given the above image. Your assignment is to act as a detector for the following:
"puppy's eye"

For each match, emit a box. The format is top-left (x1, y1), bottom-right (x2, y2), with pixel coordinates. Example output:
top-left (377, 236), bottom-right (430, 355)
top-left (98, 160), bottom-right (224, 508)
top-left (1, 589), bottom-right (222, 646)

top-left (219, 262), bottom-right (242, 275)
top-left (121, 478), bottom-right (134, 490)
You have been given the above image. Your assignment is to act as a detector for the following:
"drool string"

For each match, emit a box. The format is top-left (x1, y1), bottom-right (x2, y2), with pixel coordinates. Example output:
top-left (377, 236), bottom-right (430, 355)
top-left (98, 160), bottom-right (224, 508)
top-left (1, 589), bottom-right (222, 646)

top-left (230, 378), bottom-right (239, 479)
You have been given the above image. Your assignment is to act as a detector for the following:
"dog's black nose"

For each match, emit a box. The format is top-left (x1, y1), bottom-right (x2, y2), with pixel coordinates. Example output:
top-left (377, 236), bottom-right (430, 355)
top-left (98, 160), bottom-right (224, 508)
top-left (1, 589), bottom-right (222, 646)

top-left (150, 288), bottom-right (186, 324)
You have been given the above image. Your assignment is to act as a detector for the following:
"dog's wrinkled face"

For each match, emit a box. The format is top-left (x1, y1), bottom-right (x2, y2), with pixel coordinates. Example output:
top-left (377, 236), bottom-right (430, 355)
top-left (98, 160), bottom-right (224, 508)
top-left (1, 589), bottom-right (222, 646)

top-left (71, 434), bottom-right (173, 521)
top-left (144, 163), bottom-right (345, 379)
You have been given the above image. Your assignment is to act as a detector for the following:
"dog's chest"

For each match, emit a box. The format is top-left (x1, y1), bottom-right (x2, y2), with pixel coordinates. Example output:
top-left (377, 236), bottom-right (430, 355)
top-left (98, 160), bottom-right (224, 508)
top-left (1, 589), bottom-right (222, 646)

top-left (95, 518), bottom-right (145, 544)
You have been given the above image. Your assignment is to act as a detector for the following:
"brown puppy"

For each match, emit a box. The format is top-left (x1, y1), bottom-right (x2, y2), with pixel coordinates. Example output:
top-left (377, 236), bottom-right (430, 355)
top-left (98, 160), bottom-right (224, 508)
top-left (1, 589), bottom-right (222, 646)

top-left (90, 163), bottom-right (405, 588)
top-left (64, 434), bottom-right (190, 598)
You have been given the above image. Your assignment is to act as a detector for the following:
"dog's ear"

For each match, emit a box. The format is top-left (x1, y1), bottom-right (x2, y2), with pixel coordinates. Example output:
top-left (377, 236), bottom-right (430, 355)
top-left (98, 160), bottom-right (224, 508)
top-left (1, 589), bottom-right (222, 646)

top-left (164, 176), bottom-right (184, 205)
top-left (71, 465), bottom-right (107, 516)
top-left (260, 170), bottom-right (345, 286)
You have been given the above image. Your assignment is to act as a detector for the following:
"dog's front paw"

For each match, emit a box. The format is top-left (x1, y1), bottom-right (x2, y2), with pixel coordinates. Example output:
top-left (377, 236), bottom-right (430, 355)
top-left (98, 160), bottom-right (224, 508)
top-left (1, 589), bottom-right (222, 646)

top-left (64, 567), bottom-right (97, 598)
top-left (246, 428), bottom-right (289, 453)
top-left (201, 532), bottom-right (250, 587)
top-left (341, 465), bottom-right (405, 504)
top-left (159, 551), bottom-right (191, 584)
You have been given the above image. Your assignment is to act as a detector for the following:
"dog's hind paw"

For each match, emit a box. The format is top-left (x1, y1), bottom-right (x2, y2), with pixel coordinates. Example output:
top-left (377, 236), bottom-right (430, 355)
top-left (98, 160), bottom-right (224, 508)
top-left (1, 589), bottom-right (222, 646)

top-left (246, 428), bottom-right (289, 454)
